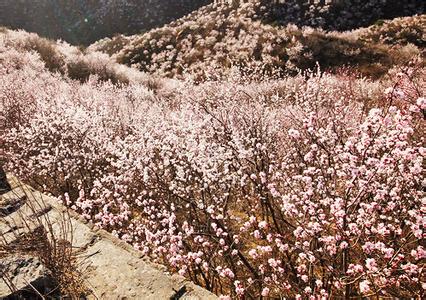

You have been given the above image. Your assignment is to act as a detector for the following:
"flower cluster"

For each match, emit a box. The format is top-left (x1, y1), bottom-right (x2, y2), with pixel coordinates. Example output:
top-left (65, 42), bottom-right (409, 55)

top-left (1, 31), bottom-right (425, 298)
top-left (355, 14), bottom-right (426, 47)
top-left (0, 28), bottom-right (153, 85)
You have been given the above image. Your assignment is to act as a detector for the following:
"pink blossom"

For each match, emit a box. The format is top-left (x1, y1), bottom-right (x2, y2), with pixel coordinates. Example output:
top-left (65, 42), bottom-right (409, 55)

top-left (259, 221), bottom-right (268, 229)
top-left (2, 49), bottom-right (423, 299)
top-left (261, 287), bottom-right (270, 297)
top-left (359, 280), bottom-right (371, 293)
top-left (416, 97), bottom-right (426, 109)
top-left (288, 128), bottom-right (301, 139)
top-left (365, 258), bottom-right (378, 273)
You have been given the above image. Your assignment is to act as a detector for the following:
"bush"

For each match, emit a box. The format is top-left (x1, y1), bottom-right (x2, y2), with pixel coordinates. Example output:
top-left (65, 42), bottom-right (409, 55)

top-left (2, 46), bottom-right (424, 298)
top-left (67, 53), bottom-right (129, 84)
top-left (0, 29), bottom-right (156, 87)
top-left (111, 3), bottom-right (423, 79)
top-left (26, 36), bottom-right (66, 73)
top-left (357, 15), bottom-right (426, 47)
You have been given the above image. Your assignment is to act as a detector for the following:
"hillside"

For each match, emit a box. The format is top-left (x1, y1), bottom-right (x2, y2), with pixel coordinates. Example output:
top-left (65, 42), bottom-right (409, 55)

top-left (0, 27), bottom-right (158, 86)
top-left (1, 1), bottom-right (425, 299)
top-left (1, 22), bottom-right (425, 298)
top-left (260, 0), bottom-right (424, 31)
top-left (1, 1), bottom-right (423, 46)
top-left (0, 0), bottom-right (211, 45)
top-left (91, 1), bottom-right (425, 78)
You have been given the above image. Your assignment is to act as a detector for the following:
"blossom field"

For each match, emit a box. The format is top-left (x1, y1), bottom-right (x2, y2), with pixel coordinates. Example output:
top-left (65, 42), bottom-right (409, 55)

top-left (1, 24), bottom-right (425, 298)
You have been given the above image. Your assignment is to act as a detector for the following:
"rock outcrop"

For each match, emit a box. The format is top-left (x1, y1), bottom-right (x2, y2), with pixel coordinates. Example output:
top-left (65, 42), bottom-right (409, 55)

top-left (0, 173), bottom-right (217, 299)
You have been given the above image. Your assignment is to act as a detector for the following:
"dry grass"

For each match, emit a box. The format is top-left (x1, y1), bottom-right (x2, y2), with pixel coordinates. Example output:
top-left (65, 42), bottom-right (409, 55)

top-left (0, 183), bottom-right (88, 298)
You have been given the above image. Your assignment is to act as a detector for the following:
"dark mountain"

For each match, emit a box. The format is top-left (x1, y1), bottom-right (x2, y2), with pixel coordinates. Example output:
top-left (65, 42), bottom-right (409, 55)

top-left (260, 0), bottom-right (424, 31)
top-left (0, 1), bottom-right (423, 45)
top-left (0, 0), bottom-right (212, 45)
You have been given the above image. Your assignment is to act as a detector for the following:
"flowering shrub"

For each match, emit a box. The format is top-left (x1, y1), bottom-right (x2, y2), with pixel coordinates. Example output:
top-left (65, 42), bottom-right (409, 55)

top-left (0, 29), bottom-right (153, 86)
top-left (3, 3), bottom-right (422, 81)
top-left (261, 0), bottom-right (424, 31)
top-left (357, 15), bottom-right (426, 47)
top-left (1, 38), bottom-right (424, 298)
top-left (102, 1), bottom-right (423, 78)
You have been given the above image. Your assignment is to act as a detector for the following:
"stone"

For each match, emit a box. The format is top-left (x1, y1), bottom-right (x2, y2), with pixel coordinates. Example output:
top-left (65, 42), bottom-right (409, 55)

top-left (0, 175), bottom-right (218, 299)
top-left (0, 255), bottom-right (55, 298)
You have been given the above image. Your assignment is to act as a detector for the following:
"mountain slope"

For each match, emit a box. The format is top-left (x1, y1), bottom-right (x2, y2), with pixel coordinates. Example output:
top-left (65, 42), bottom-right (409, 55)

top-left (0, 0), bottom-right (212, 45)
top-left (0, 28), bottom-right (156, 86)
top-left (260, 0), bottom-right (424, 31)
top-left (1, 1), bottom-right (423, 46)
top-left (91, 1), bottom-right (425, 78)
top-left (2, 22), bottom-right (425, 298)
